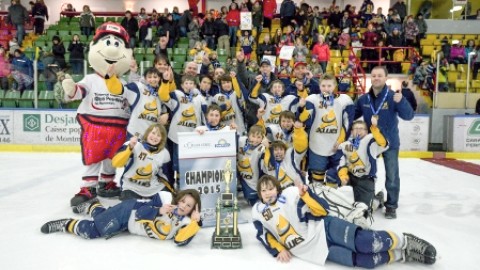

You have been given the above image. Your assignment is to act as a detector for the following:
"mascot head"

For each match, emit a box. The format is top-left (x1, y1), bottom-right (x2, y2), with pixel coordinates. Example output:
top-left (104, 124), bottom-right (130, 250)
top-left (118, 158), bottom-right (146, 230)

top-left (88, 22), bottom-right (133, 77)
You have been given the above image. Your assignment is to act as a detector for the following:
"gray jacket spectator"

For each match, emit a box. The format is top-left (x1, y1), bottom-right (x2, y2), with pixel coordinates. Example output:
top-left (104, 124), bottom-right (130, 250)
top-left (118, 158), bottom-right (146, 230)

top-left (392, 1), bottom-right (407, 21)
top-left (7, 0), bottom-right (29, 46)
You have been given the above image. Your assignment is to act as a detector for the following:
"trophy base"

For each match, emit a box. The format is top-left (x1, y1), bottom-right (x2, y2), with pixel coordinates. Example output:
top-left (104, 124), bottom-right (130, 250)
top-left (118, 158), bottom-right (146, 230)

top-left (211, 232), bottom-right (242, 249)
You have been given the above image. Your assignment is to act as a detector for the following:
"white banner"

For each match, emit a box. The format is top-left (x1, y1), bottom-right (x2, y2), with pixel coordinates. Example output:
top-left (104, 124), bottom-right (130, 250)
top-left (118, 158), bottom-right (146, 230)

top-left (278, 45), bottom-right (295, 60)
top-left (399, 114), bottom-right (430, 151)
top-left (178, 130), bottom-right (238, 227)
top-left (0, 109), bottom-right (80, 145)
top-left (240, 12), bottom-right (252, 30)
top-left (451, 116), bottom-right (480, 152)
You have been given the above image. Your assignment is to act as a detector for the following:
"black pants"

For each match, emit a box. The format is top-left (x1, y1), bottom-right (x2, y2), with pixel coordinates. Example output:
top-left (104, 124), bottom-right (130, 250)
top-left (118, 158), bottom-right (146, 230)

top-left (263, 17), bottom-right (272, 30)
top-left (34, 18), bottom-right (45, 35)
top-left (349, 174), bottom-right (375, 209)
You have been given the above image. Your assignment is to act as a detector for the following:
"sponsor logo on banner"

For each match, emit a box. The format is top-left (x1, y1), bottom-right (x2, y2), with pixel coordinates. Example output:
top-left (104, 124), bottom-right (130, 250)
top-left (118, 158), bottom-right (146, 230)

top-left (23, 114), bottom-right (41, 132)
top-left (215, 139), bottom-right (230, 148)
top-left (0, 112), bottom-right (13, 143)
top-left (467, 119), bottom-right (480, 136)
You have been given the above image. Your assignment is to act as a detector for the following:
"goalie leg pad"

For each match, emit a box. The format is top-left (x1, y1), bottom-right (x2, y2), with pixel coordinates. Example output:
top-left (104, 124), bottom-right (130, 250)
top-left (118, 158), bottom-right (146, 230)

top-left (324, 215), bottom-right (359, 251)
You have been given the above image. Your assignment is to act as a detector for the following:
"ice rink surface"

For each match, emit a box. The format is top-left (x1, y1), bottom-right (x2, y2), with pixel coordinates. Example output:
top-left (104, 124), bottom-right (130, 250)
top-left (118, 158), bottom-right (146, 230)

top-left (0, 152), bottom-right (479, 269)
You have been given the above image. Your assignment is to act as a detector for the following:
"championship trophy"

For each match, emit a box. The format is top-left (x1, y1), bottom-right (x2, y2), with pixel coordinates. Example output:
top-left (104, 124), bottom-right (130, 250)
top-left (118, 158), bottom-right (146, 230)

top-left (211, 160), bottom-right (242, 249)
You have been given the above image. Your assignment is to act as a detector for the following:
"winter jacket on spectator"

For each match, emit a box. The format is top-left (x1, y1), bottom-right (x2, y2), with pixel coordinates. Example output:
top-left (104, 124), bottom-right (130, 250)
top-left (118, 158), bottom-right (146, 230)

top-left (214, 18), bottom-right (229, 37)
top-left (121, 17), bottom-right (139, 40)
top-left (68, 41), bottom-right (85, 60)
top-left (226, 9), bottom-right (240, 27)
top-left (311, 43), bottom-right (330, 62)
top-left (263, 0), bottom-right (277, 19)
top-left (177, 10), bottom-right (192, 28)
top-left (12, 53), bottom-right (33, 78)
top-left (450, 45), bottom-right (465, 60)
top-left (6, 2), bottom-right (29, 25)
top-left (201, 18), bottom-right (216, 36)
top-left (280, 0), bottom-right (296, 18)
top-left (79, 11), bottom-right (95, 28)
top-left (362, 30), bottom-right (378, 47)
top-left (403, 21), bottom-right (419, 41)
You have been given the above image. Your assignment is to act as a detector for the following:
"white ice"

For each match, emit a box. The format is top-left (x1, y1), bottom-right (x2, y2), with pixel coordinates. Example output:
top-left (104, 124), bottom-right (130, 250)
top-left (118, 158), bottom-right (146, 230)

top-left (0, 152), bottom-right (479, 269)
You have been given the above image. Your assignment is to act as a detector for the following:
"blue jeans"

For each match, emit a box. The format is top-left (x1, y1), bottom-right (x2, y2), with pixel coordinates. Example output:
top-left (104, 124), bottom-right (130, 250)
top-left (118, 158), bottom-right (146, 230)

top-left (382, 148), bottom-right (400, 209)
top-left (179, 26), bottom-right (187, 37)
top-left (70, 59), bottom-right (84, 75)
top-left (228, 26), bottom-right (238, 47)
top-left (204, 36), bottom-right (215, 50)
top-left (16, 24), bottom-right (25, 47)
top-left (129, 37), bottom-right (137, 49)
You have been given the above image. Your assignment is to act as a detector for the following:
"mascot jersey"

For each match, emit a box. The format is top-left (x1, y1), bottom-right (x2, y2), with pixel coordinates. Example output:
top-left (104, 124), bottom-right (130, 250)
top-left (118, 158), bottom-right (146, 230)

top-left (299, 94), bottom-right (354, 156)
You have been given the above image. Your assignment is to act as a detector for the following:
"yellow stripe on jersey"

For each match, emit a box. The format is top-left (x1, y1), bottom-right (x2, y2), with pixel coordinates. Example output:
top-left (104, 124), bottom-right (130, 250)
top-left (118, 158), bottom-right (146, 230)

top-left (111, 146), bottom-right (132, 167)
top-left (387, 231), bottom-right (399, 250)
top-left (174, 221), bottom-right (200, 244)
top-left (232, 77), bottom-right (242, 99)
top-left (105, 74), bottom-right (123, 95)
top-left (370, 125), bottom-right (387, 147)
top-left (336, 127), bottom-right (346, 144)
top-left (298, 108), bottom-right (310, 123)
top-left (293, 127), bottom-right (308, 153)
top-left (266, 231), bottom-right (286, 253)
top-left (300, 192), bottom-right (328, 217)
top-left (159, 81), bottom-right (171, 102)
top-left (137, 219), bottom-right (170, 240)
top-left (251, 82), bottom-right (261, 99)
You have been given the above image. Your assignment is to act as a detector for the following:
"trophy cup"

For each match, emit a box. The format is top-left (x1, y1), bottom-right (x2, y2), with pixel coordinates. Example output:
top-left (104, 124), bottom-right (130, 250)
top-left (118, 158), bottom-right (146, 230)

top-left (211, 160), bottom-right (242, 249)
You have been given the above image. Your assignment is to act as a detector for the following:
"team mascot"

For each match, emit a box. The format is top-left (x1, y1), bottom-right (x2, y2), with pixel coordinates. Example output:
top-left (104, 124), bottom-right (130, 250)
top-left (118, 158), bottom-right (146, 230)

top-left (63, 22), bottom-right (138, 209)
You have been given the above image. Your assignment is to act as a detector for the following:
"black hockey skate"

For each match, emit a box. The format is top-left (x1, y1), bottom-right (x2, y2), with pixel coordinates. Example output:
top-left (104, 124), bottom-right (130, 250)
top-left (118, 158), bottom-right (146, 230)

top-left (70, 186), bottom-right (97, 208)
top-left (403, 233), bottom-right (437, 265)
top-left (41, 219), bottom-right (72, 234)
top-left (374, 191), bottom-right (385, 209)
top-left (72, 197), bottom-right (100, 215)
top-left (97, 181), bottom-right (121, 198)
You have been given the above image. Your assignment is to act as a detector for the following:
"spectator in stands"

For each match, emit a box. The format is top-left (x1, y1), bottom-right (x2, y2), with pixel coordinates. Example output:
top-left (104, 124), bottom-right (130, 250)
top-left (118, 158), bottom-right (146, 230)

top-left (0, 47), bottom-right (11, 90)
top-left (280, 0), bottom-right (296, 29)
top-left (240, 30), bottom-right (255, 61)
top-left (317, 19), bottom-right (331, 37)
top-left (371, 39), bottom-right (388, 71)
top-left (215, 15), bottom-right (230, 58)
top-left (339, 11), bottom-right (352, 31)
top-left (6, 0), bottom-right (29, 47)
top-left (437, 53), bottom-right (449, 93)
top-left (465, 39), bottom-right (476, 60)
top-left (473, 45), bottom-right (480, 80)
top-left (476, 9), bottom-right (480, 20)
top-left (41, 51), bottom-right (57, 91)
top-left (404, 16), bottom-right (419, 48)
top-left (392, 0), bottom-right (407, 22)
top-left (11, 49), bottom-right (33, 92)
top-left (53, 71), bottom-right (66, 107)
top-left (201, 13), bottom-right (216, 50)
top-left (272, 28), bottom-right (283, 49)
top-left (329, 6), bottom-right (342, 28)
top-left (263, 0), bottom-right (277, 31)
top-left (338, 27), bottom-right (351, 56)
top-left (188, 16), bottom-right (201, 49)
top-left (361, 23), bottom-right (378, 71)
top-left (386, 27), bottom-right (405, 74)
top-left (226, 2), bottom-right (240, 49)
top-left (137, 7), bottom-right (148, 21)
top-left (139, 17), bottom-right (153, 49)
top-left (308, 55), bottom-right (323, 76)
top-left (415, 13), bottom-right (427, 41)
top-left (385, 9), bottom-right (402, 36)
top-left (8, 37), bottom-right (20, 58)
top-left (172, 6), bottom-right (182, 22)
top-left (311, 34), bottom-right (330, 74)
top-left (32, 0), bottom-right (48, 35)
top-left (325, 28), bottom-right (339, 50)
top-left (64, 4), bottom-right (75, 21)
top-left (401, 81), bottom-right (417, 111)
top-left (252, 1), bottom-right (263, 42)
top-left (256, 33), bottom-right (275, 62)
top-left (121, 10), bottom-right (139, 48)
top-left (450, 40), bottom-right (466, 66)
top-left (163, 13), bottom-right (177, 48)
top-left (177, 9), bottom-right (192, 38)
top-left (293, 37), bottom-right (308, 63)
top-left (52, 35), bottom-right (66, 70)
top-left (79, 5), bottom-right (95, 38)
top-left (68, 34), bottom-right (85, 75)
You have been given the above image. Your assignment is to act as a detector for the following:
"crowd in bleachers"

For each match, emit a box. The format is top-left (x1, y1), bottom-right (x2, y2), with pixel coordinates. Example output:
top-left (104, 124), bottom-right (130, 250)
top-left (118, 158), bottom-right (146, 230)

top-left (1, 0), bottom-right (480, 109)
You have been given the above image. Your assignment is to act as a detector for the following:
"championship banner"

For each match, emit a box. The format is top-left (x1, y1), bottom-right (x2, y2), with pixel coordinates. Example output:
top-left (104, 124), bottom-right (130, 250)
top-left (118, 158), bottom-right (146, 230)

top-left (178, 130), bottom-right (237, 227)
top-left (240, 12), bottom-right (252, 30)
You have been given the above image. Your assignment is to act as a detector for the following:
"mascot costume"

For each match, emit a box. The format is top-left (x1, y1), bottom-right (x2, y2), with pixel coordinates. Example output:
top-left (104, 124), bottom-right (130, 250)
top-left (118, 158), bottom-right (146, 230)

top-left (63, 22), bottom-right (139, 209)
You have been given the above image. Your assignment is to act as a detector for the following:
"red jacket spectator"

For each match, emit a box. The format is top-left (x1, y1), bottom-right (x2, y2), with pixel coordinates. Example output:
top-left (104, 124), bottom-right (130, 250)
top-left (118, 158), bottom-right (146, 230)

top-left (312, 41), bottom-right (330, 62)
top-left (188, 0), bottom-right (199, 16)
top-left (362, 30), bottom-right (378, 47)
top-left (263, 0), bottom-right (277, 19)
top-left (226, 9), bottom-right (240, 27)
